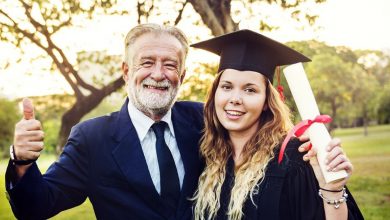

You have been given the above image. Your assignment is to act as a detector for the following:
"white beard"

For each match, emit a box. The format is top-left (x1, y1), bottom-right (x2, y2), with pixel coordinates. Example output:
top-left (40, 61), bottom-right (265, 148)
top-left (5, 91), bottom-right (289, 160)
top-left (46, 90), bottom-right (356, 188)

top-left (128, 77), bottom-right (179, 117)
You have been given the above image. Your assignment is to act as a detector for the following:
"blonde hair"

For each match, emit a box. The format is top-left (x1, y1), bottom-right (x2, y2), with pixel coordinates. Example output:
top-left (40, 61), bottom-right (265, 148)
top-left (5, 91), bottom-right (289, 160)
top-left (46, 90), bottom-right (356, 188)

top-left (193, 71), bottom-right (293, 220)
top-left (123, 23), bottom-right (189, 72)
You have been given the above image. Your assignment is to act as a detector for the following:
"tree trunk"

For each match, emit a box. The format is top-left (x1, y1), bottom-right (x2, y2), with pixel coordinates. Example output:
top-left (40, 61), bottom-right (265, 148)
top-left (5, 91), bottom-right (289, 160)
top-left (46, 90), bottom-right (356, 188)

top-left (329, 100), bottom-right (338, 132)
top-left (56, 77), bottom-right (124, 153)
top-left (363, 105), bottom-right (368, 136)
top-left (189, 0), bottom-right (238, 35)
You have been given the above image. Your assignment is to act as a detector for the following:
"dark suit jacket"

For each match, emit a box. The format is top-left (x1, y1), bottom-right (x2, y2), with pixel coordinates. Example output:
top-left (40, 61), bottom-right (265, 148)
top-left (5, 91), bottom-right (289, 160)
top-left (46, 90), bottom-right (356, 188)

top-left (6, 99), bottom-right (204, 220)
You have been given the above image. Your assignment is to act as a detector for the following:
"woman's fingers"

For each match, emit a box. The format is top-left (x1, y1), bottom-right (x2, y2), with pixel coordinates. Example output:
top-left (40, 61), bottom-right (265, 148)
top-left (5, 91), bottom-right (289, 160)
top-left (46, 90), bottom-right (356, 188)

top-left (303, 148), bottom-right (317, 162)
top-left (298, 141), bottom-right (312, 152)
top-left (326, 138), bottom-right (341, 151)
top-left (298, 135), bottom-right (310, 142)
top-left (326, 154), bottom-right (347, 171)
top-left (325, 146), bottom-right (344, 164)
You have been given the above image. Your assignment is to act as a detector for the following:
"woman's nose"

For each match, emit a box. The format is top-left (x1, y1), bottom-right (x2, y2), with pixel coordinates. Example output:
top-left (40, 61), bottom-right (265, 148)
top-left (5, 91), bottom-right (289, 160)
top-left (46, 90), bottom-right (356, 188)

top-left (229, 95), bottom-right (242, 105)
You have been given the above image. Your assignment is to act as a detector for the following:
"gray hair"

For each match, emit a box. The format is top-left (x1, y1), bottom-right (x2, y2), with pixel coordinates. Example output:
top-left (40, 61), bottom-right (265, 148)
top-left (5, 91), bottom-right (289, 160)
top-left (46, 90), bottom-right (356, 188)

top-left (123, 23), bottom-right (189, 70)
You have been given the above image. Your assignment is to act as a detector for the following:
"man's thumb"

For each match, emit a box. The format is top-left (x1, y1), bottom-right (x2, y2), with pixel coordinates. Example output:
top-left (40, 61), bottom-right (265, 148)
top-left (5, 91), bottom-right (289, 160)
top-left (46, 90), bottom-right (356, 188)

top-left (23, 98), bottom-right (35, 120)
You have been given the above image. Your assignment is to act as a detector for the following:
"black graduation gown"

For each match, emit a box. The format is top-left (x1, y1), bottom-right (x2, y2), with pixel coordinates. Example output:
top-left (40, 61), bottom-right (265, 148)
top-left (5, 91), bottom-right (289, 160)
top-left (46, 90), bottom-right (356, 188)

top-left (215, 139), bottom-right (364, 220)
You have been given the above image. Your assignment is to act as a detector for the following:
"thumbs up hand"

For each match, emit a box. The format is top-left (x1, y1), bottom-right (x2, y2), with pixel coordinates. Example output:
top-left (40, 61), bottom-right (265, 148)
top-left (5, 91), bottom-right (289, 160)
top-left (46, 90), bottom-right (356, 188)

top-left (23, 98), bottom-right (35, 120)
top-left (13, 98), bottom-right (44, 166)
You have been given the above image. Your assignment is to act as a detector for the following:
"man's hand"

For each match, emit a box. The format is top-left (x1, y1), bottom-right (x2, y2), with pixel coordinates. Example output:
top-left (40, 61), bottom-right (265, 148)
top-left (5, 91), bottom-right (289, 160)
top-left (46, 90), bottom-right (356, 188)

top-left (13, 98), bottom-right (44, 171)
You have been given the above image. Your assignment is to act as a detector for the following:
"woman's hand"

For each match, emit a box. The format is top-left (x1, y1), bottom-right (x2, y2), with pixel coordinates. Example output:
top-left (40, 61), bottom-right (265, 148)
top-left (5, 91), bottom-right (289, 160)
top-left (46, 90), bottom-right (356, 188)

top-left (298, 136), bottom-right (353, 190)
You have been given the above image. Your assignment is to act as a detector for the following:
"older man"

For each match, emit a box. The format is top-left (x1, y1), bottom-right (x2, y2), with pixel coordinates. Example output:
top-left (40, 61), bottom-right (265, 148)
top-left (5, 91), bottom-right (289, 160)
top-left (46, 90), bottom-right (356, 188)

top-left (6, 24), bottom-right (204, 220)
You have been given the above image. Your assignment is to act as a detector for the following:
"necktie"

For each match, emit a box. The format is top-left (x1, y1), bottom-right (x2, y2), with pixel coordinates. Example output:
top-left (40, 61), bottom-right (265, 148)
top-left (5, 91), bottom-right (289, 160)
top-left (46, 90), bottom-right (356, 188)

top-left (151, 121), bottom-right (180, 211)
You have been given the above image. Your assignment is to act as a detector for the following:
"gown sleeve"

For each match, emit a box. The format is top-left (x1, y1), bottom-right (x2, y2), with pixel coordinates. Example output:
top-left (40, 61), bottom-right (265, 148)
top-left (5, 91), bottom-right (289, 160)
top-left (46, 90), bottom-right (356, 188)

top-left (278, 139), bottom-right (364, 220)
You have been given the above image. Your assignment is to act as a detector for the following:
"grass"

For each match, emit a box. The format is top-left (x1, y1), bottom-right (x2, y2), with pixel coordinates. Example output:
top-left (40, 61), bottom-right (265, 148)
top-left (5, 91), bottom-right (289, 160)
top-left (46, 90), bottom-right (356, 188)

top-left (1, 124), bottom-right (390, 219)
top-left (333, 125), bottom-right (390, 220)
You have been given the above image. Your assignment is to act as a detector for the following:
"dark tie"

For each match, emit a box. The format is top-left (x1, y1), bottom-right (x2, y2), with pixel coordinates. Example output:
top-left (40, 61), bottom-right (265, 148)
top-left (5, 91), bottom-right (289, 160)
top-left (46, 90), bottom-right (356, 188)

top-left (151, 121), bottom-right (180, 211)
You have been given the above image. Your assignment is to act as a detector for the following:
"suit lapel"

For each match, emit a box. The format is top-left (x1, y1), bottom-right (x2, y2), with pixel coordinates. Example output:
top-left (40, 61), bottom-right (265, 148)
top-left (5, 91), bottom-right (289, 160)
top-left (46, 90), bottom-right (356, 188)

top-left (172, 105), bottom-right (203, 218)
top-left (110, 100), bottom-right (172, 218)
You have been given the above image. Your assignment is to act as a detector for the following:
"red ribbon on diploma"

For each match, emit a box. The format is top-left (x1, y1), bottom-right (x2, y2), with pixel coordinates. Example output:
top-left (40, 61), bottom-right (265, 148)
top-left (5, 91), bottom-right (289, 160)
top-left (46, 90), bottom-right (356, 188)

top-left (278, 115), bottom-right (332, 164)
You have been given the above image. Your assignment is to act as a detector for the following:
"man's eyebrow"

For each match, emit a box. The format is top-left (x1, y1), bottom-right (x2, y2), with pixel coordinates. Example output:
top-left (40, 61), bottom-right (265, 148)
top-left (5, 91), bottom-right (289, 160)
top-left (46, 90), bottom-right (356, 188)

top-left (139, 56), bottom-right (154, 60)
top-left (163, 57), bottom-right (179, 63)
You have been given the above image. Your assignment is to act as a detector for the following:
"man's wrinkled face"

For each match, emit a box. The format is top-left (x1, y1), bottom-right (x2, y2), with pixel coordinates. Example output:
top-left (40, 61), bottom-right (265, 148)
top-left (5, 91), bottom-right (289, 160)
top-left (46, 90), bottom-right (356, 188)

top-left (122, 33), bottom-right (185, 117)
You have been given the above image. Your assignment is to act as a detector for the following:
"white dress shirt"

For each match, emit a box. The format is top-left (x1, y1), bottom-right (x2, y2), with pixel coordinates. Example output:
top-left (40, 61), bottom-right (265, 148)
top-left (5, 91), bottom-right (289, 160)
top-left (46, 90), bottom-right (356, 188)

top-left (127, 101), bottom-right (185, 194)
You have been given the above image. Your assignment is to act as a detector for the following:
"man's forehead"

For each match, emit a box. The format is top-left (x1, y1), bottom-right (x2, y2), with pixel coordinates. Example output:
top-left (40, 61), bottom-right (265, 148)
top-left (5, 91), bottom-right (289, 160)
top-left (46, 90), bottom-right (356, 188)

top-left (130, 34), bottom-right (184, 60)
top-left (133, 33), bottom-right (183, 50)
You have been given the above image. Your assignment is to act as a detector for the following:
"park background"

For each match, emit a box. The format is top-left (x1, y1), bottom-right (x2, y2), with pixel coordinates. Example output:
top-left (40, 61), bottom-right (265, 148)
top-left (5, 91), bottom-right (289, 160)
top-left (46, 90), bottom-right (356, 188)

top-left (0, 0), bottom-right (389, 219)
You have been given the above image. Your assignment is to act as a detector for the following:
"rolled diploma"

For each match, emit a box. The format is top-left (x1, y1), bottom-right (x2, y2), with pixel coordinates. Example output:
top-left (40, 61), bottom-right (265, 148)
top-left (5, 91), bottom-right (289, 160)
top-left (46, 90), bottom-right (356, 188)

top-left (283, 63), bottom-right (348, 183)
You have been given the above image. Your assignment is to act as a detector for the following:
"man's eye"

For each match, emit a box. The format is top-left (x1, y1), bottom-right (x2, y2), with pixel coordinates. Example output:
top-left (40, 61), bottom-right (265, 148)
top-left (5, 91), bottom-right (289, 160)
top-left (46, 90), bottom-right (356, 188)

top-left (141, 61), bottom-right (153, 67)
top-left (165, 63), bottom-right (177, 70)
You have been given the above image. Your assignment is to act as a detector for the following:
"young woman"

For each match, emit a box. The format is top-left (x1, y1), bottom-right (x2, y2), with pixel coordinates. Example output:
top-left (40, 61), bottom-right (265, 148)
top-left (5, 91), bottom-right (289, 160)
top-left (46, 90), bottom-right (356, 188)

top-left (191, 30), bottom-right (363, 220)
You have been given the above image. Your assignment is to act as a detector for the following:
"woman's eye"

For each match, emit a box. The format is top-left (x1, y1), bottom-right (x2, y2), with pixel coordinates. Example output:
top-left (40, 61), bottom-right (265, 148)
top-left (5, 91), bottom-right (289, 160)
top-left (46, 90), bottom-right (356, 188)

top-left (244, 88), bottom-right (256, 93)
top-left (221, 85), bottom-right (232, 90)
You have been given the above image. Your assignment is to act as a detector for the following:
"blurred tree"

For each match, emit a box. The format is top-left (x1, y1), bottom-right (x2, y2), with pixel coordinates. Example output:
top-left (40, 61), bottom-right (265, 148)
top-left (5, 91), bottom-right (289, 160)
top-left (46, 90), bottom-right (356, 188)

top-left (0, 0), bottom-right (126, 153)
top-left (0, 98), bottom-right (20, 158)
top-left (179, 63), bottom-right (218, 102)
top-left (0, 0), bottom-right (327, 154)
top-left (139, 0), bottom-right (327, 35)
top-left (348, 64), bottom-right (377, 135)
top-left (305, 53), bottom-right (354, 130)
top-left (288, 41), bottom-right (386, 131)
top-left (357, 50), bottom-right (390, 125)
top-left (377, 86), bottom-right (390, 124)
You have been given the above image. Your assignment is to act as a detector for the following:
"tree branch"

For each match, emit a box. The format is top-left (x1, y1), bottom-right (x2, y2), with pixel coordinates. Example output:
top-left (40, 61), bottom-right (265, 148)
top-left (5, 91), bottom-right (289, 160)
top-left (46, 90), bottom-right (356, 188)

top-left (0, 9), bottom-right (18, 25)
top-left (17, 0), bottom-right (97, 98)
top-left (99, 75), bottom-right (126, 97)
top-left (188, 0), bottom-right (237, 36)
top-left (52, 17), bottom-right (72, 34)
top-left (174, 0), bottom-right (188, 25)
top-left (188, 0), bottom-right (224, 36)
top-left (137, 1), bottom-right (143, 24)
top-left (0, 8), bottom-right (84, 98)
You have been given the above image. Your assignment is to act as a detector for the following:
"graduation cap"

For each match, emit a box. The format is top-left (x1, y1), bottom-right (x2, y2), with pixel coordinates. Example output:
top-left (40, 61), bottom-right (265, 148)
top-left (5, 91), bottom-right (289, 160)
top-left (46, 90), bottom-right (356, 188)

top-left (191, 29), bottom-right (311, 83)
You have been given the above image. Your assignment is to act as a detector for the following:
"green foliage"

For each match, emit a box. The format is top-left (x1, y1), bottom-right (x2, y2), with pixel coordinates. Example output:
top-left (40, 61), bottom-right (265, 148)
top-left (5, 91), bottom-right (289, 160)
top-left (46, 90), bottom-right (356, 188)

top-left (42, 119), bottom-right (60, 154)
top-left (77, 51), bottom-right (123, 88)
top-left (179, 63), bottom-right (218, 102)
top-left (287, 40), bottom-right (389, 128)
top-left (0, 98), bottom-right (20, 158)
top-left (81, 93), bottom-right (125, 121)
top-left (22, 95), bottom-right (76, 122)
top-left (377, 85), bottom-right (390, 124)
top-left (334, 125), bottom-right (390, 219)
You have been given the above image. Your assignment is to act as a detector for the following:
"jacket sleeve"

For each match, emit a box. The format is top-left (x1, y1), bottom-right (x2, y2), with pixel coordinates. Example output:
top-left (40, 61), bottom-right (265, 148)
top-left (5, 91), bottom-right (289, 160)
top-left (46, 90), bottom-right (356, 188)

top-left (5, 124), bottom-right (89, 219)
top-left (278, 141), bottom-right (364, 220)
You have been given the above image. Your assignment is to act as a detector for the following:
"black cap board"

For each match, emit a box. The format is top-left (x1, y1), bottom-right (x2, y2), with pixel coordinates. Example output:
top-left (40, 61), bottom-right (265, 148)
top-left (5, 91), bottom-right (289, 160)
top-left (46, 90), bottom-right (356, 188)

top-left (191, 29), bottom-right (311, 83)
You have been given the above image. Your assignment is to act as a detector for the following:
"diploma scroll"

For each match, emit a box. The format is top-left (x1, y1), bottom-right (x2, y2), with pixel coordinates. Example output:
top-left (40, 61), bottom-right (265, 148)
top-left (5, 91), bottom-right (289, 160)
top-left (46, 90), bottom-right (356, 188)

top-left (283, 63), bottom-right (348, 183)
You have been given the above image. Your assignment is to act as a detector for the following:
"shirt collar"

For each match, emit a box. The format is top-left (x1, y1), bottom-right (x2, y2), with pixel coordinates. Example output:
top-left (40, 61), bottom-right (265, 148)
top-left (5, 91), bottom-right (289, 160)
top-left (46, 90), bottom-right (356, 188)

top-left (127, 100), bottom-right (176, 141)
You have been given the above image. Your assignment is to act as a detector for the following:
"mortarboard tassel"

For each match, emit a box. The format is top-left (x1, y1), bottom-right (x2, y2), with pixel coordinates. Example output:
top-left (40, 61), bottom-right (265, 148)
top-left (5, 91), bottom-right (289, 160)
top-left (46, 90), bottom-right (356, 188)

top-left (276, 66), bottom-right (285, 102)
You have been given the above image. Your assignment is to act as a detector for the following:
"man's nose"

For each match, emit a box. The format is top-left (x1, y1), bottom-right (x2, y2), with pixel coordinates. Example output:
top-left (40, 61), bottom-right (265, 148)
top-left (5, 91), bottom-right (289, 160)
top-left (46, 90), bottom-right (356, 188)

top-left (150, 63), bottom-right (165, 81)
